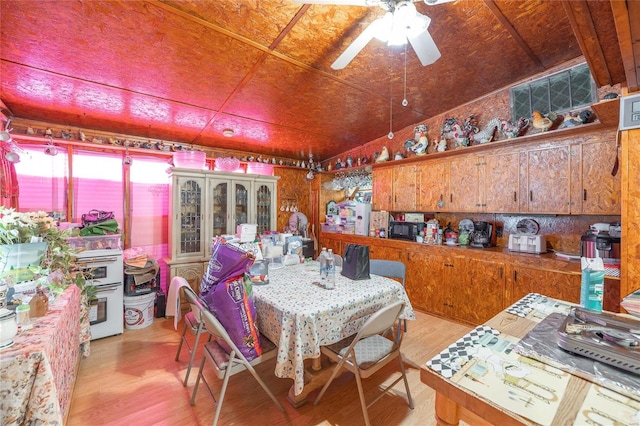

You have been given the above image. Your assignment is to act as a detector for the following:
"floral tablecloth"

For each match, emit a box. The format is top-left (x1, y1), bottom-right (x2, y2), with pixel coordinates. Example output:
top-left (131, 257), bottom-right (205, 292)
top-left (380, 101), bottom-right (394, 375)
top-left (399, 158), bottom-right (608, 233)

top-left (253, 262), bottom-right (415, 396)
top-left (0, 285), bottom-right (82, 425)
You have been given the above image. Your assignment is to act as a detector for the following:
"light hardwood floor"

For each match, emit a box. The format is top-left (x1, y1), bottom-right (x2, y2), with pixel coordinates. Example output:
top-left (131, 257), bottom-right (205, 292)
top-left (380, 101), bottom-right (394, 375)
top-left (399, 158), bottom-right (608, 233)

top-left (67, 310), bottom-right (472, 426)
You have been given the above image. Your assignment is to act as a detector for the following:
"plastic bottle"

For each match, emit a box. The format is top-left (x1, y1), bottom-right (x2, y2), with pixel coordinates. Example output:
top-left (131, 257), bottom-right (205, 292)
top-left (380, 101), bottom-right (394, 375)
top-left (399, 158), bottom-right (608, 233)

top-left (580, 258), bottom-right (604, 312)
top-left (326, 249), bottom-right (336, 289)
top-left (319, 247), bottom-right (328, 280)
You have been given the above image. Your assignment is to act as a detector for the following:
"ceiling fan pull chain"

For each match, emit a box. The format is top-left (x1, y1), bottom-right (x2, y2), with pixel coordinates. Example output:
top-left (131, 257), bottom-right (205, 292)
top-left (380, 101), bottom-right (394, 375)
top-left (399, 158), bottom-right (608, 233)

top-left (402, 43), bottom-right (408, 107)
top-left (388, 96), bottom-right (394, 139)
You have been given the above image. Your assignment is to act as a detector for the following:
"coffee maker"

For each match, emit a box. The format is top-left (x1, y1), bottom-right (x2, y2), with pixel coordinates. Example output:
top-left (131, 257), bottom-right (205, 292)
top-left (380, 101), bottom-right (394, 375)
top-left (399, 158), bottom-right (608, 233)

top-left (471, 221), bottom-right (493, 248)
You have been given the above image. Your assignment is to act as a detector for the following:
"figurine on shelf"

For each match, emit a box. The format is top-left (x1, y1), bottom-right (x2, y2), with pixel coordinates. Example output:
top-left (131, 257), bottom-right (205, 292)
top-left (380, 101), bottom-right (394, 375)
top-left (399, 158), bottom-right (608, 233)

top-left (334, 158), bottom-right (342, 170)
top-left (471, 118), bottom-right (501, 144)
top-left (500, 117), bottom-right (529, 138)
top-left (435, 138), bottom-right (447, 152)
top-left (346, 154), bottom-right (353, 167)
top-left (375, 146), bottom-right (389, 163)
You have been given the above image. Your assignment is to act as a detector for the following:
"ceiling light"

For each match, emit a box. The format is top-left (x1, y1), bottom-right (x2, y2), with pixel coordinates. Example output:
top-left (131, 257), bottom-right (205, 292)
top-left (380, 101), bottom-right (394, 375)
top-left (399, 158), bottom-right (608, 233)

top-left (222, 129), bottom-right (234, 137)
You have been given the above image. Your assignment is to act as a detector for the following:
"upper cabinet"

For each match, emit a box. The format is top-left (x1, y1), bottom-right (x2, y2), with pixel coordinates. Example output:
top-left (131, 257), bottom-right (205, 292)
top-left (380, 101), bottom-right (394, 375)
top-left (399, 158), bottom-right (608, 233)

top-left (169, 169), bottom-right (279, 261)
top-left (572, 138), bottom-right (621, 215)
top-left (416, 161), bottom-right (449, 212)
top-left (392, 165), bottom-right (417, 211)
top-left (372, 168), bottom-right (393, 211)
top-left (481, 151), bottom-right (520, 213)
top-left (369, 127), bottom-right (620, 216)
top-left (520, 145), bottom-right (572, 214)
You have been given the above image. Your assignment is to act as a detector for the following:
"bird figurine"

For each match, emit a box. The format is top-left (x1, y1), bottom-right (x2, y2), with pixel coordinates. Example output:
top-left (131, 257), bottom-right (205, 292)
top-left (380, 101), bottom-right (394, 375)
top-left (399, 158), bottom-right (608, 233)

top-left (532, 111), bottom-right (558, 132)
top-left (375, 146), bottom-right (389, 163)
top-left (500, 117), bottom-right (529, 139)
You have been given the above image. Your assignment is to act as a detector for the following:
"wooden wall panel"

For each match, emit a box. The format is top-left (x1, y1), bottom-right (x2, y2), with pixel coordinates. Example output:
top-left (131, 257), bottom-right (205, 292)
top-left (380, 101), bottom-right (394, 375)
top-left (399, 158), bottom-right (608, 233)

top-left (621, 129), bottom-right (640, 304)
top-left (274, 168), bottom-right (311, 234)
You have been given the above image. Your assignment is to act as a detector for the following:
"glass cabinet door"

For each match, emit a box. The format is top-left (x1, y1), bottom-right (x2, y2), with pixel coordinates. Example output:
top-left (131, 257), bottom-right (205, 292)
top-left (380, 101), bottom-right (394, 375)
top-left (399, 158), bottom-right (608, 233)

top-left (255, 182), bottom-right (274, 233)
top-left (211, 180), bottom-right (229, 237)
top-left (177, 177), bottom-right (205, 257)
top-left (233, 181), bottom-right (250, 230)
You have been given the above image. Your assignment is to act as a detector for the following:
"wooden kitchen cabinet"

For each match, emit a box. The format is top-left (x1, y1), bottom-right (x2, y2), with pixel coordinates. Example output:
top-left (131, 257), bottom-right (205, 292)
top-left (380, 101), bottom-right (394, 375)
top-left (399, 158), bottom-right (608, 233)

top-left (481, 151), bottom-right (520, 213)
top-left (448, 156), bottom-right (480, 212)
top-left (507, 265), bottom-right (581, 305)
top-left (405, 250), bottom-right (450, 317)
top-left (452, 257), bottom-right (506, 324)
top-left (520, 145), bottom-right (572, 214)
top-left (369, 240), bottom-right (404, 261)
top-left (372, 168), bottom-right (393, 211)
top-left (406, 251), bottom-right (505, 325)
top-left (416, 161), bottom-right (449, 212)
top-left (392, 165), bottom-right (417, 211)
top-left (571, 138), bottom-right (621, 214)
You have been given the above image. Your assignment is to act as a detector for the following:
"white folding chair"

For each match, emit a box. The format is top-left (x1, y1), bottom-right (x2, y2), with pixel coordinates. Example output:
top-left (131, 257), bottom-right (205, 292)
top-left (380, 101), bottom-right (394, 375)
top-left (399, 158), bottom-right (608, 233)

top-left (369, 259), bottom-right (408, 332)
top-left (313, 301), bottom-right (414, 426)
top-left (190, 296), bottom-right (284, 426)
top-left (174, 278), bottom-right (209, 386)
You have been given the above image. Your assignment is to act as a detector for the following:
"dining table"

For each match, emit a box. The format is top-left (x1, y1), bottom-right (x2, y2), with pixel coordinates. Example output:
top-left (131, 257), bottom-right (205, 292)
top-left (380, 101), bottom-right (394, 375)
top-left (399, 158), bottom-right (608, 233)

top-left (252, 260), bottom-right (415, 407)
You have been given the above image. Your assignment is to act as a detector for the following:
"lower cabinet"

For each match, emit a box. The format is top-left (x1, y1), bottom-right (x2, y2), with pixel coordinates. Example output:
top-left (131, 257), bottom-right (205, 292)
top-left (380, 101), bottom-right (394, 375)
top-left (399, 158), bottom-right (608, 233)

top-left (369, 240), bottom-right (404, 261)
top-left (406, 251), bottom-right (450, 318)
top-left (406, 252), bottom-right (506, 325)
top-left (452, 258), bottom-right (506, 324)
top-left (169, 261), bottom-right (205, 315)
top-left (507, 265), bottom-right (581, 305)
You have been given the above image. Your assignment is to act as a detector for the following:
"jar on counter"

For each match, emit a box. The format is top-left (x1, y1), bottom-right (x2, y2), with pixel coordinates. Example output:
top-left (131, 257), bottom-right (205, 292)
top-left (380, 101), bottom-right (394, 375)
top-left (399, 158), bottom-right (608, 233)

top-left (379, 228), bottom-right (386, 238)
top-left (16, 304), bottom-right (30, 327)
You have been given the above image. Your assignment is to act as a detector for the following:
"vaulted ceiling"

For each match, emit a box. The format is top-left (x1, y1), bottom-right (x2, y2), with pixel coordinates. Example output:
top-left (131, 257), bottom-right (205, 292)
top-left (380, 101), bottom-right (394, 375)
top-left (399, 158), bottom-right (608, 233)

top-left (0, 0), bottom-right (637, 162)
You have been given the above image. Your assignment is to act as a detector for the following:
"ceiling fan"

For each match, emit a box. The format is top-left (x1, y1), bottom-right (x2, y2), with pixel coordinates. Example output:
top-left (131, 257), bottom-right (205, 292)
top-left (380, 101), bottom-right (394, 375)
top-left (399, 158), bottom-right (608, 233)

top-left (296, 0), bottom-right (454, 69)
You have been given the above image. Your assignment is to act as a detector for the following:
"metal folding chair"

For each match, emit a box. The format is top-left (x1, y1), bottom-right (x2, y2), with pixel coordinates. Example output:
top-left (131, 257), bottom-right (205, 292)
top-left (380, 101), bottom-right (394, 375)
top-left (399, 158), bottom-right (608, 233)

top-left (313, 301), bottom-right (414, 426)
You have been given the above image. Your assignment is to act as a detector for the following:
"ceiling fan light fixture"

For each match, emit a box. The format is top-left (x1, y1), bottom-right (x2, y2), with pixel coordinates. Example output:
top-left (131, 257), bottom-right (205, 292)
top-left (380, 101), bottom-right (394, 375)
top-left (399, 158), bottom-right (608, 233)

top-left (222, 128), bottom-right (234, 137)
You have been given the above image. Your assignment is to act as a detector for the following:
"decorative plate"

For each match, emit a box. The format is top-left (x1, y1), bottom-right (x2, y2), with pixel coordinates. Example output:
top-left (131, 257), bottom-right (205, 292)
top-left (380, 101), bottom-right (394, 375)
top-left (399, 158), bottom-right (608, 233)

top-left (516, 218), bottom-right (540, 235)
top-left (458, 219), bottom-right (474, 234)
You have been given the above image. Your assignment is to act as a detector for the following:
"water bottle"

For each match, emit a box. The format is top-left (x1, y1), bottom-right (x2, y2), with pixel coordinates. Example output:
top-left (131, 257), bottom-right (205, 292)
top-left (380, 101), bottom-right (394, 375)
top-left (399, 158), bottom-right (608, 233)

top-left (319, 247), bottom-right (328, 280)
top-left (326, 249), bottom-right (336, 289)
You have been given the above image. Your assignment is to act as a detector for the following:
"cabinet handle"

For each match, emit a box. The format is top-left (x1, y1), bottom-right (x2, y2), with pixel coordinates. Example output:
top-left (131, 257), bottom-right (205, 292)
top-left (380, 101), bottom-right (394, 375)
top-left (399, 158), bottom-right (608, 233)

top-left (450, 193), bottom-right (453, 203)
top-left (513, 191), bottom-right (517, 202)
top-left (499, 267), bottom-right (503, 279)
top-left (529, 191), bottom-right (533, 202)
top-left (583, 189), bottom-right (587, 201)
top-left (513, 270), bottom-right (517, 281)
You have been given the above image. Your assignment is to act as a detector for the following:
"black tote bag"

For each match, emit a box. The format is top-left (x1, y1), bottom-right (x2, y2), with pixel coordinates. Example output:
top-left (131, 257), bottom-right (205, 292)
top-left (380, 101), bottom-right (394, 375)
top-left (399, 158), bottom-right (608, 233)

top-left (341, 244), bottom-right (370, 280)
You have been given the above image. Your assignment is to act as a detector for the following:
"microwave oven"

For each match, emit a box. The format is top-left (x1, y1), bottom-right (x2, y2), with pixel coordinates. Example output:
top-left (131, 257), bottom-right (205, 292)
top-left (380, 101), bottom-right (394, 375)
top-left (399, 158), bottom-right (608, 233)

top-left (388, 221), bottom-right (426, 241)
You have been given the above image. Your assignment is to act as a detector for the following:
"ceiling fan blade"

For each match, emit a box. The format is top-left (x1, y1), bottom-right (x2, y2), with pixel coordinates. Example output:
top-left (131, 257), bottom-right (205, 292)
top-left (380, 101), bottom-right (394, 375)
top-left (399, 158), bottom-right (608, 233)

top-left (293, 0), bottom-right (378, 5)
top-left (331, 18), bottom-right (384, 70)
top-left (407, 29), bottom-right (441, 66)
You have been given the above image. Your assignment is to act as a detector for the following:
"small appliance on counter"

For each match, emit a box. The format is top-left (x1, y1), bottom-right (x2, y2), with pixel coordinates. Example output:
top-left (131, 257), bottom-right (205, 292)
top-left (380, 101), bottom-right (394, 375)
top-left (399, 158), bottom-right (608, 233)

top-left (470, 221), bottom-right (493, 248)
top-left (388, 221), bottom-right (427, 241)
top-left (508, 218), bottom-right (547, 254)
top-left (581, 222), bottom-right (621, 259)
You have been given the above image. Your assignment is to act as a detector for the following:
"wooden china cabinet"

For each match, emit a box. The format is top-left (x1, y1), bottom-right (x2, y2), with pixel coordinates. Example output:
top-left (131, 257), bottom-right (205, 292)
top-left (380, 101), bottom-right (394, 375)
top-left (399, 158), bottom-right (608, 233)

top-left (166, 168), bottom-right (279, 311)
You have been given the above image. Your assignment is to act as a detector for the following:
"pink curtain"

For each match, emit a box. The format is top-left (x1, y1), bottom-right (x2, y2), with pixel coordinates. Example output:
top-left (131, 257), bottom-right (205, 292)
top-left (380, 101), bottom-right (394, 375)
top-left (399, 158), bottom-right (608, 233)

top-left (0, 141), bottom-right (19, 208)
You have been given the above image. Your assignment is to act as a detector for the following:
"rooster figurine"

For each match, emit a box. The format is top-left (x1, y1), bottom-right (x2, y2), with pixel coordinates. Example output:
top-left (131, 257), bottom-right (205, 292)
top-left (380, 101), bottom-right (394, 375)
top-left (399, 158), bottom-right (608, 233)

top-left (532, 111), bottom-right (558, 133)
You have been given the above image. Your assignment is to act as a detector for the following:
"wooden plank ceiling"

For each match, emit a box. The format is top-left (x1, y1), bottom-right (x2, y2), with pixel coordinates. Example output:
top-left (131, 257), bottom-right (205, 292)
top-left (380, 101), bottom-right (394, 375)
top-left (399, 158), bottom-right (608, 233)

top-left (0, 0), bottom-right (634, 162)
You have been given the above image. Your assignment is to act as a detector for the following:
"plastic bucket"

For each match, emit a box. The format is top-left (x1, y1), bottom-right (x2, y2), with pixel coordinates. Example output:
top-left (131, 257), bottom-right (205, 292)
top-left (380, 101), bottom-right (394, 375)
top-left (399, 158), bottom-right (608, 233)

top-left (124, 293), bottom-right (155, 330)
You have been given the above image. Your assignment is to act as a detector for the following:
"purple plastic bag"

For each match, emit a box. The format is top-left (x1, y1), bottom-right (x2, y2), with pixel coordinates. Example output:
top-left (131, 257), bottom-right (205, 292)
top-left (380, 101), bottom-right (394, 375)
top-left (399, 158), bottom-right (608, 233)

top-left (203, 275), bottom-right (263, 361)
top-left (200, 238), bottom-right (254, 297)
top-left (200, 238), bottom-right (262, 360)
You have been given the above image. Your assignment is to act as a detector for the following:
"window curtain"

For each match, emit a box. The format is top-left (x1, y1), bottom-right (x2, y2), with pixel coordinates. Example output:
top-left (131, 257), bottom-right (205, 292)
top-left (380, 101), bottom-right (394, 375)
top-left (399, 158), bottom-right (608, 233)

top-left (0, 141), bottom-right (19, 208)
